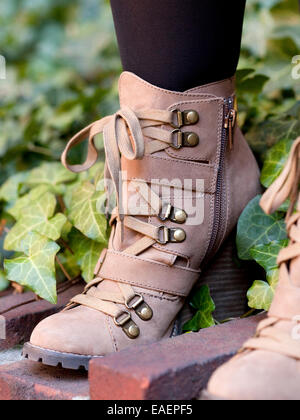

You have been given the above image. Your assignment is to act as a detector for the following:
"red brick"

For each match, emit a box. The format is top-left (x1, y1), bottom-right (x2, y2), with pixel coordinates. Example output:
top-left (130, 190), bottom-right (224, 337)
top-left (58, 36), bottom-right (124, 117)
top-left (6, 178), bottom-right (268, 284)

top-left (0, 280), bottom-right (84, 351)
top-left (89, 313), bottom-right (265, 400)
top-left (0, 360), bottom-right (89, 400)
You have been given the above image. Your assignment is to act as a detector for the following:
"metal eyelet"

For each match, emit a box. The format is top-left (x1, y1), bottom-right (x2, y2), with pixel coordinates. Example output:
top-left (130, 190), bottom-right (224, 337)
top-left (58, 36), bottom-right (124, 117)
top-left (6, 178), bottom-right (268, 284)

top-left (114, 311), bottom-right (131, 327)
top-left (114, 311), bottom-right (140, 339)
top-left (171, 110), bottom-right (184, 128)
top-left (171, 129), bottom-right (183, 149)
top-left (125, 294), bottom-right (144, 310)
top-left (170, 130), bottom-right (199, 149)
top-left (171, 109), bottom-right (199, 129)
top-left (173, 208), bottom-right (187, 224)
top-left (157, 226), bottom-right (186, 244)
top-left (170, 228), bottom-right (186, 243)
top-left (157, 225), bottom-right (170, 245)
top-left (184, 132), bottom-right (199, 147)
top-left (159, 203), bottom-right (173, 222)
top-left (159, 203), bottom-right (187, 224)
top-left (125, 294), bottom-right (153, 321)
top-left (183, 110), bottom-right (199, 125)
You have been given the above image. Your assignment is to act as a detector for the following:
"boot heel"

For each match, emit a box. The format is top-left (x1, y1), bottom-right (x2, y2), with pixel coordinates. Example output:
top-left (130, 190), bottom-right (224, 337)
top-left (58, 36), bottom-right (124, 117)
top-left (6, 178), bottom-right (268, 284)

top-left (175, 231), bottom-right (261, 333)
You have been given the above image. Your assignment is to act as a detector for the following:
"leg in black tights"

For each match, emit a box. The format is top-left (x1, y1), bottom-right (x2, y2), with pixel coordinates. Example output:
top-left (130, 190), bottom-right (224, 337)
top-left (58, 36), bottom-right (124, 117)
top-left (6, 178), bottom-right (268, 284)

top-left (110, 0), bottom-right (246, 92)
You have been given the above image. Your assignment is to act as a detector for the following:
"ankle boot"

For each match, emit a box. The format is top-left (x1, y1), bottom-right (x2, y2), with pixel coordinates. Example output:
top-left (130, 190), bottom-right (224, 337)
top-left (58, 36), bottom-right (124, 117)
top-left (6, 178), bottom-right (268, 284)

top-left (204, 137), bottom-right (300, 400)
top-left (23, 72), bottom-right (260, 370)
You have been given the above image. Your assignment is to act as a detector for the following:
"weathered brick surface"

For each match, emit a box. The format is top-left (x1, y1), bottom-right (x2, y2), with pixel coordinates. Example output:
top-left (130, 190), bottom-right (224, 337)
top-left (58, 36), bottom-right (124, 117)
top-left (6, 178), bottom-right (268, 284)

top-left (0, 360), bottom-right (89, 400)
top-left (0, 346), bottom-right (23, 366)
top-left (0, 313), bottom-right (264, 401)
top-left (90, 313), bottom-right (265, 401)
top-left (0, 289), bottom-right (12, 299)
top-left (0, 281), bottom-right (84, 351)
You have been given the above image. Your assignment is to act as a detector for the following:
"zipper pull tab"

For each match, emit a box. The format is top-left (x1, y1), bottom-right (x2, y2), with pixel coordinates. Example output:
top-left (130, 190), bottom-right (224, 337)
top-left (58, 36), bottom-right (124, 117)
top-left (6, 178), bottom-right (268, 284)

top-left (224, 109), bottom-right (237, 150)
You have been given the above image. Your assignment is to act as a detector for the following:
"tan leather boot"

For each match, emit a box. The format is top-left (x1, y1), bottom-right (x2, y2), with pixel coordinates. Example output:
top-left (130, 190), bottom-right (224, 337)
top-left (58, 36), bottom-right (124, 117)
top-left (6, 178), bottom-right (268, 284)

top-left (23, 72), bottom-right (260, 370)
top-left (205, 137), bottom-right (300, 400)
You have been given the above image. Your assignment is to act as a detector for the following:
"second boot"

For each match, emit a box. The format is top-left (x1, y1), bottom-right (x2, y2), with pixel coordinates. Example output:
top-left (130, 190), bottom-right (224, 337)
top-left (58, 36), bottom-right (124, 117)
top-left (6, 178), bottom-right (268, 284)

top-left (205, 137), bottom-right (300, 400)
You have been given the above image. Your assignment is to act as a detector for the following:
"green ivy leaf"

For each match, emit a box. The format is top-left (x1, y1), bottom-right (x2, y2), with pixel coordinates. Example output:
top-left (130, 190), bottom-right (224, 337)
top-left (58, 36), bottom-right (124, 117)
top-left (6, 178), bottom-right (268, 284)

top-left (247, 240), bottom-right (288, 310)
top-left (261, 138), bottom-right (294, 188)
top-left (4, 192), bottom-right (67, 251)
top-left (238, 74), bottom-right (269, 95)
top-left (4, 232), bottom-right (60, 303)
top-left (0, 270), bottom-right (10, 292)
top-left (236, 68), bottom-right (256, 85)
top-left (182, 285), bottom-right (216, 332)
top-left (26, 162), bottom-right (77, 194)
top-left (246, 113), bottom-right (300, 159)
top-left (0, 172), bottom-right (29, 204)
top-left (63, 180), bottom-right (82, 211)
top-left (69, 181), bottom-right (107, 244)
top-left (69, 229), bottom-right (105, 282)
top-left (247, 270), bottom-right (279, 311)
top-left (48, 105), bottom-right (83, 131)
top-left (60, 220), bottom-right (73, 242)
top-left (8, 186), bottom-right (51, 220)
top-left (63, 162), bottom-right (105, 211)
top-left (237, 195), bottom-right (287, 260)
top-left (250, 240), bottom-right (289, 273)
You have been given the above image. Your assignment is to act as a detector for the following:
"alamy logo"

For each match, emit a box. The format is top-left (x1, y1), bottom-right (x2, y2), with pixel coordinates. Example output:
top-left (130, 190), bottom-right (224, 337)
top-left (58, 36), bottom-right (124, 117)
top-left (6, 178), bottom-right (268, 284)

top-left (96, 174), bottom-right (206, 226)
top-left (0, 55), bottom-right (6, 80)
top-left (292, 55), bottom-right (300, 80)
top-left (0, 316), bottom-right (6, 340)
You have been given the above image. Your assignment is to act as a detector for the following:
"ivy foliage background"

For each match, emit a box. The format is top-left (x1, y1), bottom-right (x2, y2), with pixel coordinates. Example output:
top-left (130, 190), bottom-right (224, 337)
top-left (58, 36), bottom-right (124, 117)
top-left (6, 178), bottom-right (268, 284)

top-left (0, 0), bottom-right (299, 326)
top-left (0, 0), bottom-right (120, 302)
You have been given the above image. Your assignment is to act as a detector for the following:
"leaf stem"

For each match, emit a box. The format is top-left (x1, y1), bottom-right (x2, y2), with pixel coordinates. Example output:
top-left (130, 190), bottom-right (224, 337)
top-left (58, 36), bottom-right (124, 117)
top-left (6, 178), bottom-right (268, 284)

top-left (57, 195), bottom-right (66, 213)
top-left (55, 255), bottom-right (72, 282)
top-left (58, 238), bottom-right (74, 254)
top-left (0, 219), bottom-right (7, 236)
top-left (12, 282), bottom-right (24, 294)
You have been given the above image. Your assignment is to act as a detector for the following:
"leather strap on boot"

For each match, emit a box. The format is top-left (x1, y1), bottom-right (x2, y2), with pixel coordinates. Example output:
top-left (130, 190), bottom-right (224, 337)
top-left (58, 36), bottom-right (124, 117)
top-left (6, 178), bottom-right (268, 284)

top-left (242, 316), bottom-right (300, 360)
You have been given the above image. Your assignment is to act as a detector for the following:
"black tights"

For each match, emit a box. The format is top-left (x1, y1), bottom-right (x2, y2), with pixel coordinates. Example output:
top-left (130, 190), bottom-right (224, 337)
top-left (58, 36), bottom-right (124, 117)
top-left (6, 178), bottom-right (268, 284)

top-left (110, 0), bottom-right (247, 92)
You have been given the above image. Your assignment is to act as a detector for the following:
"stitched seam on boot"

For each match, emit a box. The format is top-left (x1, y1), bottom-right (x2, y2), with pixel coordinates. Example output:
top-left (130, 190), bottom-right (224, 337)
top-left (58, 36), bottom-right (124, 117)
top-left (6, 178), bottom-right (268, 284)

top-left (140, 291), bottom-right (181, 302)
top-left (106, 315), bottom-right (118, 352)
top-left (144, 154), bottom-right (215, 169)
top-left (98, 274), bottom-right (188, 296)
top-left (29, 344), bottom-right (102, 358)
top-left (105, 250), bottom-right (200, 274)
top-left (186, 77), bottom-right (235, 93)
top-left (119, 73), bottom-right (217, 101)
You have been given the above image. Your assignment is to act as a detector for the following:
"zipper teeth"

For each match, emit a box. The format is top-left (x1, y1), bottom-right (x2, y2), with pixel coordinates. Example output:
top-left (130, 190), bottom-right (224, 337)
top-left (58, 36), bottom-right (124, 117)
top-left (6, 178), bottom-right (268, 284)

top-left (206, 97), bottom-right (233, 258)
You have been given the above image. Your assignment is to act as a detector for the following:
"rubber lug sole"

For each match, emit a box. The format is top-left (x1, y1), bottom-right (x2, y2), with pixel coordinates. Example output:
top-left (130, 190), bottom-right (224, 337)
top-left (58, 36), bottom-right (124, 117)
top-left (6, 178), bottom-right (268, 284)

top-left (23, 342), bottom-right (103, 371)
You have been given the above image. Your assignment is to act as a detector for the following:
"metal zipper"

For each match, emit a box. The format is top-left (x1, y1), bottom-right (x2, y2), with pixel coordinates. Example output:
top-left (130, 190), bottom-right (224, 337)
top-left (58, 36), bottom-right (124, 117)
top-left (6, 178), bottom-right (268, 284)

top-left (206, 97), bottom-right (236, 258)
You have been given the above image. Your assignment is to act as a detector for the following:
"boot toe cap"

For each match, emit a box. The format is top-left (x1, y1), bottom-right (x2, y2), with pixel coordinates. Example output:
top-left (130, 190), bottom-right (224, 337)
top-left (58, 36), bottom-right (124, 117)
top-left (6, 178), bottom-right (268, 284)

top-left (207, 350), bottom-right (300, 400)
top-left (30, 306), bottom-right (115, 356)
